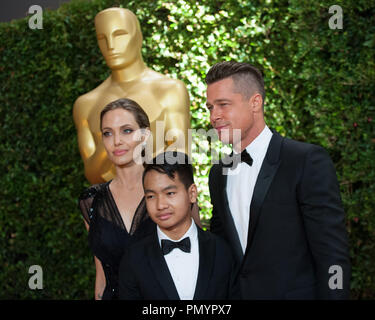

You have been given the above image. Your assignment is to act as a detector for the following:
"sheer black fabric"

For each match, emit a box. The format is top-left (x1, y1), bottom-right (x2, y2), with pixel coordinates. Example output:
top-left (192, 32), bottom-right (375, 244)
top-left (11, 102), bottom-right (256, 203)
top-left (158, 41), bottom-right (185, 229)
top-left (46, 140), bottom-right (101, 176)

top-left (78, 181), bottom-right (155, 300)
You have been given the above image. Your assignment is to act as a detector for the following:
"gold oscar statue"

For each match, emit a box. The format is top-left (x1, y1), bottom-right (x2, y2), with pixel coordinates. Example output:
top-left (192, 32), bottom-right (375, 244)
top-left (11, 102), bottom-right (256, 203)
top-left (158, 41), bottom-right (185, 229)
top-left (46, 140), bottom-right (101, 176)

top-left (73, 8), bottom-right (190, 184)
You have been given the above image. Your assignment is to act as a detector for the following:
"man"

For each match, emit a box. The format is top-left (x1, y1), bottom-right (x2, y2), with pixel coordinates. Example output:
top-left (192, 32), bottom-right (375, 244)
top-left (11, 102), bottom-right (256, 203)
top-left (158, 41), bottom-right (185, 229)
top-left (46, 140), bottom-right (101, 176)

top-left (206, 61), bottom-right (351, 299)
top-left (118, 152), bottom-right (239, 300)
top-left (73, 8), bottom-right (190, 184)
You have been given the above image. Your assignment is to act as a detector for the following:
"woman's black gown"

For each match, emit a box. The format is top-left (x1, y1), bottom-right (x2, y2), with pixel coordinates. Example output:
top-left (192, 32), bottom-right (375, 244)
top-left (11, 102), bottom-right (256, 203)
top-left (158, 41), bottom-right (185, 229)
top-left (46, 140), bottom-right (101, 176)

top-left (78, 181), bottom-right (155, 300)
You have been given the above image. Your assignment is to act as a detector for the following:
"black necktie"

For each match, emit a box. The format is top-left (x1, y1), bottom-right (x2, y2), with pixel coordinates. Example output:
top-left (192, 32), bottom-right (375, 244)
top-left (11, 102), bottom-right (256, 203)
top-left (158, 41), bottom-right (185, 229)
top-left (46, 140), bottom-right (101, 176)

top-left (222, 149), bottom-right (253, 170)
top-left (161, 237), bottom-right (191, 255)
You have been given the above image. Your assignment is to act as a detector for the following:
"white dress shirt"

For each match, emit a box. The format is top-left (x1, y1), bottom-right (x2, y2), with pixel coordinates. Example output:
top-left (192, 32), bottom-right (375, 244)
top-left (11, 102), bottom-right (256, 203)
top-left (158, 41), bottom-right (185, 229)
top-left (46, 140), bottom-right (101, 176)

top-left (226, 125), bottom-right (273, 253)
top-left (157, 219), bottom-right (199, 300)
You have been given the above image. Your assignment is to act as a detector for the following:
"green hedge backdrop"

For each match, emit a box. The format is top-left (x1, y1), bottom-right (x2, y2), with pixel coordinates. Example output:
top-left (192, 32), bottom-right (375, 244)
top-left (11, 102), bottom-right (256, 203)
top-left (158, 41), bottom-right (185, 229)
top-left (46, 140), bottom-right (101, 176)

top-left (0, 0), bottom-right (374, 299)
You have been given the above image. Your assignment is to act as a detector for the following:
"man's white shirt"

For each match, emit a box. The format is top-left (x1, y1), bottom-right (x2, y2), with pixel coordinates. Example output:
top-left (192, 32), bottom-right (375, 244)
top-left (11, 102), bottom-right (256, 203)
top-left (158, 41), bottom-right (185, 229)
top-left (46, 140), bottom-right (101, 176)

top-left (226, 125), bottom-right (273, 253)
top-left (157, 219), bottom-right (199, 300)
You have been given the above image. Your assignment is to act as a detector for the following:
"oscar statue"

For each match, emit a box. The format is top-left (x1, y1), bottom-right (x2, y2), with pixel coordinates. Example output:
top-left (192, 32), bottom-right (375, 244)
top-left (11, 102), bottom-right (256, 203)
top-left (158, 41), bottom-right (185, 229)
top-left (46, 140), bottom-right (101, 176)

top-left (73, 8), bottom-right (190, 184)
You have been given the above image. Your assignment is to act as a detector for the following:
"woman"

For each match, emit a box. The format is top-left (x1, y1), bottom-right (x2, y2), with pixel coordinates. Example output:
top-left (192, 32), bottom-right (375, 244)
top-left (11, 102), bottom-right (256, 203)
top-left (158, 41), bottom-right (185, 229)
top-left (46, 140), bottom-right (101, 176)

top-left (78, 98), bottom-right (200, 300)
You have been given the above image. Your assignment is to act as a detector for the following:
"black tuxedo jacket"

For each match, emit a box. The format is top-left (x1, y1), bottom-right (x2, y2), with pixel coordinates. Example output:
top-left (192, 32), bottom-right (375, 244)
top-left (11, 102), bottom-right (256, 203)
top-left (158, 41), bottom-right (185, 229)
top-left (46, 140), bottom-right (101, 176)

top-left (118, 225), bottom-right (239, 300)
top-left (209, 130), bottom-right (351, 299)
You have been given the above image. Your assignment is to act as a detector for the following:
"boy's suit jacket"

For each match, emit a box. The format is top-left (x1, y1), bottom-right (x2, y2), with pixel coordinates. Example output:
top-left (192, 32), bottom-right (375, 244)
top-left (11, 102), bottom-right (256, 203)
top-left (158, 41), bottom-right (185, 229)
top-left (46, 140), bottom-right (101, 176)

top-left (118, 225), bottom-right (239, 300)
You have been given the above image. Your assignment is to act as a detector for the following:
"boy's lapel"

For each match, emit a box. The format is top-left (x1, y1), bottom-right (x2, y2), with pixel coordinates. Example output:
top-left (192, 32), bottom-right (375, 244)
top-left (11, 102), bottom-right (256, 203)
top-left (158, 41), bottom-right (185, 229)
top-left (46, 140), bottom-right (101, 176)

top-left (193, 227), bottom-right (215, 300)
top-left (147, 231), bottom-right (180, 300)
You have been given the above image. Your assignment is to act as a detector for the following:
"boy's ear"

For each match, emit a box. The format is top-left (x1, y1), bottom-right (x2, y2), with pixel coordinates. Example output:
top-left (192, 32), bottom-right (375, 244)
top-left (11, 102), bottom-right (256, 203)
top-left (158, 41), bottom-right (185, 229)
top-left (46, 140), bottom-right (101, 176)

top-left (188, 184), bottom-right (198, 204)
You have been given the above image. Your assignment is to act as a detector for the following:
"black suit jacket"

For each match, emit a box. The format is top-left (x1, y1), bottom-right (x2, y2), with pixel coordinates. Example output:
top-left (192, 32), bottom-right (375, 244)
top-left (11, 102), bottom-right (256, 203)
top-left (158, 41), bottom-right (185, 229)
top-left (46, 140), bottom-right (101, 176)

top-left (118, 225), bottom-right (239, 300)
top-left (209, 130), bottom-right (351, 299)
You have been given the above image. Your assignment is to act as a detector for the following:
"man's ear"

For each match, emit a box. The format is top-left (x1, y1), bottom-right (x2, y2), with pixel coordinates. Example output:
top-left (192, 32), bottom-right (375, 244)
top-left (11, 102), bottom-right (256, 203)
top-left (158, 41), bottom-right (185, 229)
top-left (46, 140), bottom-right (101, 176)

top-left (251, 93), bottom-right (263, 113)
top-left (188, 183), bottom-right (198, 204)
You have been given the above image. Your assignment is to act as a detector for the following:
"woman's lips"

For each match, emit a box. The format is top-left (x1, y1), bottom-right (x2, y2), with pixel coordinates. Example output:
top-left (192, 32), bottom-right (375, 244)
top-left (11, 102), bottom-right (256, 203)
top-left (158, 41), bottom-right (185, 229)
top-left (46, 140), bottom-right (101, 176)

top-left (113, 149), bottom-right (128, 156)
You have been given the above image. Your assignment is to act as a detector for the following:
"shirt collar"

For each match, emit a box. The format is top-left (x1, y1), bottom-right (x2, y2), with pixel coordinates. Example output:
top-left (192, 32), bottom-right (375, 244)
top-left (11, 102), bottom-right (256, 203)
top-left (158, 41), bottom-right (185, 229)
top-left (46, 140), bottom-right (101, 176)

top-left (157, 218), bottom-right (197, 246)
top-left (244, 125), bottom-right (272, 163)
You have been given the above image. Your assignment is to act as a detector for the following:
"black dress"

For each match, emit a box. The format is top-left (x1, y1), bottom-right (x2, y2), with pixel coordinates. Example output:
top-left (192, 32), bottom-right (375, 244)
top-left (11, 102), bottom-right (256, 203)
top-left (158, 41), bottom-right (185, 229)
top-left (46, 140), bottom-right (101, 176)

top-left (78, 181), bottom-right (155, 300)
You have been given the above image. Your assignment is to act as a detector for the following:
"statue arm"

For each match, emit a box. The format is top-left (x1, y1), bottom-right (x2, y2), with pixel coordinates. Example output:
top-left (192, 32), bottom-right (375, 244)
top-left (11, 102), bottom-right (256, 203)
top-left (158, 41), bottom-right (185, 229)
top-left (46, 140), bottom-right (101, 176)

top-left (83, 139), bottom-right (114, 184)
top-left (73, 97), bottom-right (96, 162)
top-left (162, 81), bottom-right (191, 154)
top-left (162, 82), bottom-right (203, 227)
top-left (73, 97), bottom-right (114, 183)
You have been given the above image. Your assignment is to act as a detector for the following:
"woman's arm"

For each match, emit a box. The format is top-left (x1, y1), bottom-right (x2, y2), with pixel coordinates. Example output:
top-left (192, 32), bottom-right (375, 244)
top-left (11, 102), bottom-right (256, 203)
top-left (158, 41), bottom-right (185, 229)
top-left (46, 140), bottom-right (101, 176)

top-left (93, 256), bottom-right (106, 300)
top-left (84, 220), bottom-right (106, 300)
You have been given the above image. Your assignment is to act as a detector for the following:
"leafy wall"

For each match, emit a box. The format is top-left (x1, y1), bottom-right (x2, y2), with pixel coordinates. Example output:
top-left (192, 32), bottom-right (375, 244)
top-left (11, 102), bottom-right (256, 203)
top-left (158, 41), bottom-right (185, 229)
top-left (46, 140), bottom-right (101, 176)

top-left (0, 0), bottom-right (374, 299)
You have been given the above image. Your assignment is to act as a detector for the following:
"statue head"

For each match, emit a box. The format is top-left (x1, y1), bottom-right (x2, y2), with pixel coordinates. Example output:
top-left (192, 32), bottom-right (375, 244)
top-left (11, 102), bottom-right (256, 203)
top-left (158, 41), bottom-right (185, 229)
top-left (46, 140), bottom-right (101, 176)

top-left (95, 8), bottom-right (143, 70)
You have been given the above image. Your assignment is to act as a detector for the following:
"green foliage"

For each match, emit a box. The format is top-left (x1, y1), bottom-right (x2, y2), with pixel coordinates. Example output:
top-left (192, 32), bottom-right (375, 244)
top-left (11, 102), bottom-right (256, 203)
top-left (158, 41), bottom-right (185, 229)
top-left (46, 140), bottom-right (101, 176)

top-left (0, 0), bottom-right (374, 299)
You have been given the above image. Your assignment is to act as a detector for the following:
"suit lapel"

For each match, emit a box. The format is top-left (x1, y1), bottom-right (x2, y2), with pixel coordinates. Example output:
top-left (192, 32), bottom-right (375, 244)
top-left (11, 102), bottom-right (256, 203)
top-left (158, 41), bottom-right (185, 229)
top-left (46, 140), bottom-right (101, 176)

top-left (217, 165), bottom-right (244, 264)
top-left (147, 231), bottom-right (180, 300)
top-left (244, 130), bottom-right (283, 258)
top-left (193, 227), bottom-right (215, 300)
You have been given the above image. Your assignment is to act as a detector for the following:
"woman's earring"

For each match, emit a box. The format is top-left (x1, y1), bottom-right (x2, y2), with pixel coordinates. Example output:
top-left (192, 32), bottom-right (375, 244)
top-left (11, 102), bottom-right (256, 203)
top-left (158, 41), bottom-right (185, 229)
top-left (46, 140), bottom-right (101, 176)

top-left (141, 142), bottom-right (146, 158)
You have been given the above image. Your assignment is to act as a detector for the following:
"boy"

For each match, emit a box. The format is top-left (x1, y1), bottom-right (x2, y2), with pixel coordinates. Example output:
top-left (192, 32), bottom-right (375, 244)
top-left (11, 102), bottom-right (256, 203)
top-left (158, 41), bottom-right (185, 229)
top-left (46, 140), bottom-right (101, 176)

top-left (118, 151), bottom-right (238, 300)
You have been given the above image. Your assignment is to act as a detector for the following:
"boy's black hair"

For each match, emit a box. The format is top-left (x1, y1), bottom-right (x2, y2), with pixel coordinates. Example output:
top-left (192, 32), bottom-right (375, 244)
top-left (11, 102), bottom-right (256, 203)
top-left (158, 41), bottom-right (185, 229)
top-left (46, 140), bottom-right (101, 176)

top-left (142, 152), bottom-right (194, 190)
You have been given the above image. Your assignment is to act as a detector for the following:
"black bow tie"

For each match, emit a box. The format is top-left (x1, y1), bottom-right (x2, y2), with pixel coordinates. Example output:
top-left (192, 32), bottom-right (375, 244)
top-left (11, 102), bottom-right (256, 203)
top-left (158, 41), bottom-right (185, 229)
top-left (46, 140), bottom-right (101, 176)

top-left (161, 237), bottom-right (191, 255)
top-left (222, 149), bottom-right (253, 170)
